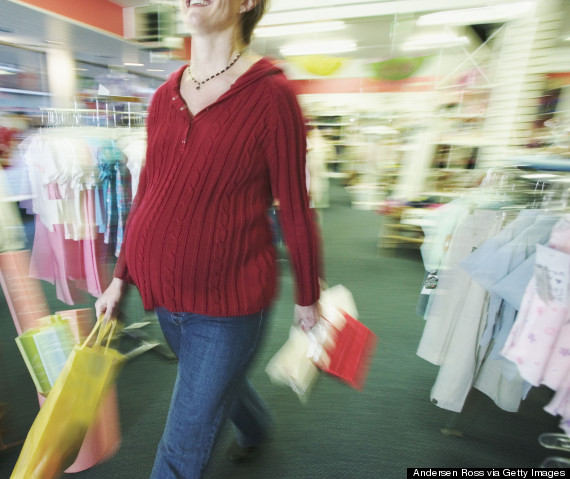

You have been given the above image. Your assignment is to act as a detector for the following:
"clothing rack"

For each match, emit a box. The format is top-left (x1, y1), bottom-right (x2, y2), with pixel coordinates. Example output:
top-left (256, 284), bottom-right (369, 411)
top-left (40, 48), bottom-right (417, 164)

top-left (417, 162), bottom-right (570, 442)
top-left (40, 95), bottom-right (147, 129)
top-left (15, 114), bottom-right (176, 360)
top-left (478, 163), bottom-right (570, 211)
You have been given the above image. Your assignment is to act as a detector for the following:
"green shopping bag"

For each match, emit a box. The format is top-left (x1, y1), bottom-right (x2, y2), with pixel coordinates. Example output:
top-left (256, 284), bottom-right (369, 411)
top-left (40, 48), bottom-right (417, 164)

top-left (15, 315), bottom-right (76, 395)
top-left (11, 317), bottom-right (125, 479)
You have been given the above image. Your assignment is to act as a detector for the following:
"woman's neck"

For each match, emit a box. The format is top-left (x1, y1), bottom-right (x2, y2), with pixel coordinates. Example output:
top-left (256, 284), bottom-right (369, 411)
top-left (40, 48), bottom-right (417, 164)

top-left (189, 31), bottom-right (246, 78)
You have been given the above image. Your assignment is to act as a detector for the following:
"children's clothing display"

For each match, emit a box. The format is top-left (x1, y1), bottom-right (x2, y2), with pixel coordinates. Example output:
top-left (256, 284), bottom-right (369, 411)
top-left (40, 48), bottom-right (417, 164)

top-left (501, 216), bottom-right (570, 432)
top-left (417, 168), bottom-right (570, 429)
top-left (15, 126), bottom-right (146, 304)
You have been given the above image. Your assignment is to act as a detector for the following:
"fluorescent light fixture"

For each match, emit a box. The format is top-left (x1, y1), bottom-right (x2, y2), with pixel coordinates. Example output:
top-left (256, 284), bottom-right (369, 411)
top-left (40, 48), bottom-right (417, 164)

top-left (147, 68), bottom-right (165, 72)
top-left (521, 173), bottom-right (558, 179)
top-left (74, 68), bottom-right (88, 72)
top-left (402, 33), bottom-right (469, 51)
top-left (280, 40), bottom-right (356, 56)
top-left (124, 62), bottom-right (144, 67)
top-left (255, 21), bottom-right (345, 38)
top-left (417, 1), bottom-right (534, 26)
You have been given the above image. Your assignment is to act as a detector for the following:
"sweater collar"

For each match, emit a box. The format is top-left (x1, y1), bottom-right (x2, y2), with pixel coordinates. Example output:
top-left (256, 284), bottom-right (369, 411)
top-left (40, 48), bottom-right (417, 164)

top-left (168, 57), bottom-right (281, 113)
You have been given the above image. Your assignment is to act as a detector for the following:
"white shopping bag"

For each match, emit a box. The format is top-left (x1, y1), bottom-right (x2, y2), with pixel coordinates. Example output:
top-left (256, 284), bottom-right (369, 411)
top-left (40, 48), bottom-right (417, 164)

top-left (265, 326), bottom-right (320, 401)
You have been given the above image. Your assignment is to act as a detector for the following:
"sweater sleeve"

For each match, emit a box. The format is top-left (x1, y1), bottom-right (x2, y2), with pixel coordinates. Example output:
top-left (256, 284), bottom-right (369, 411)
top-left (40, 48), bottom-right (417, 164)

top-left (265, 75), bottom-right (322, 306)
top-left (113, 91), bottom-right (158, 281)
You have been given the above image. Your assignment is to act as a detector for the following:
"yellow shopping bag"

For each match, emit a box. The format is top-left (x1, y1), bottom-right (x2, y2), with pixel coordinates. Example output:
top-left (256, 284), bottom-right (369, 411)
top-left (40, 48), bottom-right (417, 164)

top-left (11, 317), bottom-right (125, 479)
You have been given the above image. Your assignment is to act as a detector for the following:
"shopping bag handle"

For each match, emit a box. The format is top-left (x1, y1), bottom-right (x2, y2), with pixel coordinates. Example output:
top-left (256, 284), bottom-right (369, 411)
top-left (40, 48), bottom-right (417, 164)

top-left (96, 317), bottom-right (117, 348)
top-left (97, 319), bottom-right (117, 352)
top-left (81, 317), bottom-right (118, 351)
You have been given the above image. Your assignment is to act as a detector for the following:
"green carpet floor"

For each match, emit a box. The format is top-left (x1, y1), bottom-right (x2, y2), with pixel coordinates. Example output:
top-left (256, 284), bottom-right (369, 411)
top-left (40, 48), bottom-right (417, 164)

top-left (0, 180), bottom-right (564, 478)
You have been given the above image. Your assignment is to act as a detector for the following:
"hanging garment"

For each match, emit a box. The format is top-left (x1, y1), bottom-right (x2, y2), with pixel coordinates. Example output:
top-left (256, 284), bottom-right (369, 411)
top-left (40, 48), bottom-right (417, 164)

top-left (465, 213), bottom-right (559, 354)
top-left (120, 136), bottom-right (146, 200)
top-left (419, 199), bottom-right (470, 274)
top-left (417, 208), bottom-right (500, 366)
top-left (501, 216), bottom-right (570, 429)
top-left (417, 208), bottom-right (500, 412)
top-left (428, 209), bottom-right (500, 412)
top-left (21, 128), bottom-right (141, 303)
top-left (502, 217), bottom-right (570, 386)
top-left (424, 210), bottom-right (556, 413)
top-left (29, 218), bottom-right (87, 305)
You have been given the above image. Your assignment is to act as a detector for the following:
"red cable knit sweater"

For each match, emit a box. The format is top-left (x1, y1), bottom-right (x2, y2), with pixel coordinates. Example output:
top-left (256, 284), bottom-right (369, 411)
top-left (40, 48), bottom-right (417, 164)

top-left (114, 58), bottom-right (321, 316)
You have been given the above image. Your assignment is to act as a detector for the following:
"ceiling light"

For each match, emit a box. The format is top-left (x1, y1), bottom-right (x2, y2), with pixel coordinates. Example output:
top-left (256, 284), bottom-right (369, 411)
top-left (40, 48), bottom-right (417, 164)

top-left (521, 173), bottom-right (558, 179)
top-left (124, 62), bottom-right (144, 67)
top-left (280, 40), bottom-right (357, 57)
top-left (417, 1), bottom-right (535, 26)
top-left (147, 68), bottom-right (165, 72)
top-left (255, 21), bottom-right (345, 38)
top-left (402, 33), bottom-right (469, 51)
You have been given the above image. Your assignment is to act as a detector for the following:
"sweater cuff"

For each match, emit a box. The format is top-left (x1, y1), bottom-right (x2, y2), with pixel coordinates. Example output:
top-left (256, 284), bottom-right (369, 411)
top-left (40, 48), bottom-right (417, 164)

top-left (113, 254), bottom-right (132, 283)
top-left (295, 277), bottom-right (321, 307)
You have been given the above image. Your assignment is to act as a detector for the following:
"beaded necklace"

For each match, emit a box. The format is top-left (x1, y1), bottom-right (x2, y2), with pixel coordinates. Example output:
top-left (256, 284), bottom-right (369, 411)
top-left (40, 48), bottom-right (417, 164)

top-left (187, 50), bottom-right (244, 90)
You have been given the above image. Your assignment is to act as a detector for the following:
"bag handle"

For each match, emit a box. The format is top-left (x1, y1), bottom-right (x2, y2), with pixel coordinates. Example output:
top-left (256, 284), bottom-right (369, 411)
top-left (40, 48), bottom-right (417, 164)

top-left (102, 320), bottom-right (117, 352)
top-left (80, 316), bottom-right (118, 351)
top-left (95, 317), bottom-right (116, 349)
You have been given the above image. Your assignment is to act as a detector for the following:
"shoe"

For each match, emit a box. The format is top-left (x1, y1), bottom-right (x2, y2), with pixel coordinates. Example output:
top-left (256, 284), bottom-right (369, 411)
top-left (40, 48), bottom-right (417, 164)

top-left (538, 433), bottom-right (570, 451)
top-left (225, 439), bottom-right (261, 463)
top-left (541, 456), bottom-right (570, 468)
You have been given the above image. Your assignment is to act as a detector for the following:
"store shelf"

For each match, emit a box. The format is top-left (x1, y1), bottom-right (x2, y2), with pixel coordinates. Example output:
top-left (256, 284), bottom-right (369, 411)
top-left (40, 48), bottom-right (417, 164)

top-left (378, 206), bottom-right (425, 250)
top-left (381, 234), bottom-right (424, 244)
top-left (434, 136), bottom-right (500, 147)
top-left (0, 88), bottom-right (50, 96)
top-left (78, 94), bottom-right (144, 104)
top-left (312, 122), bottom-right (353, 127)
top-left (436, 113), bottom-right (486, 119)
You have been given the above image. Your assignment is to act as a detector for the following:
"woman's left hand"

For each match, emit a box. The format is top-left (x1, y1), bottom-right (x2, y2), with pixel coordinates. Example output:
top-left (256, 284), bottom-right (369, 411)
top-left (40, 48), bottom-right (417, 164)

top-left (294, 302), bottom-right (320, 332)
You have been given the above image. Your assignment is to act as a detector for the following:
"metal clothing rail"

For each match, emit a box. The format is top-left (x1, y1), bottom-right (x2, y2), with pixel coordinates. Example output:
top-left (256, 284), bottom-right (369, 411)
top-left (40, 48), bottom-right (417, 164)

top-left (40, 98), bottom-right (147, 129)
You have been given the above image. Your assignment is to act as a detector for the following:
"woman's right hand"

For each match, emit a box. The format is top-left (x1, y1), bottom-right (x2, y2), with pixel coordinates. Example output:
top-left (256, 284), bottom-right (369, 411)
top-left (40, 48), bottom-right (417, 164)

top-left (95, 277), bottom-right (127, 323)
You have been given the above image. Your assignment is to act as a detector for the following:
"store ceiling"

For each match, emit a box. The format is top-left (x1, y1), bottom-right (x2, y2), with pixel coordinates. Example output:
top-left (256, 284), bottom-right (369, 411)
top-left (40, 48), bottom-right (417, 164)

top-left (102, 0), bottom-right (570, 62)
top-left (1, 0), bottom-right (569, 82)
top-left (0, 0), bottom-right (428, 80)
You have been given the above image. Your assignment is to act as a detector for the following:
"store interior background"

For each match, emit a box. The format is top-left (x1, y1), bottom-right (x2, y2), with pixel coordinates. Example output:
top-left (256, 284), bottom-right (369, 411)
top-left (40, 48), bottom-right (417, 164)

top-left (3, 0), bottom-right (570, 476)
top-left (2, 0), bottom-right (570, 208)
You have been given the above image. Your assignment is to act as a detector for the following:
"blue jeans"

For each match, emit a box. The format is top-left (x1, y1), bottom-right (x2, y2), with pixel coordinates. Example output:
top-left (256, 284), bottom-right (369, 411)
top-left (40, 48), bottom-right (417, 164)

top-left (150, 307), bottom-right (271, 479)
